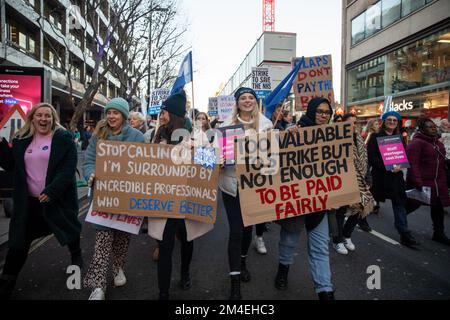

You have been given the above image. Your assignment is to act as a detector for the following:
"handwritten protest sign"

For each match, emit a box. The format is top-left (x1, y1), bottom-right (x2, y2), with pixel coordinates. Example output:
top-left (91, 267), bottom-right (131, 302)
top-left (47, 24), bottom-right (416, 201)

top-left (293, 55), bottom-right (334, 111)
top-left (208, 97), bottom-right (218, 116)
top-left (148, 88), bottom-right (170, 115)
top-left (85, 203), bottom-right (143, 234)
top-left (235, 122), bottom-right (360, 226)
top-left (92, 141), bottom-right (219, 224)
top-left (217, 95), bottom-right (235, 122)
top-left (377, 135), bottom-right (410, 170)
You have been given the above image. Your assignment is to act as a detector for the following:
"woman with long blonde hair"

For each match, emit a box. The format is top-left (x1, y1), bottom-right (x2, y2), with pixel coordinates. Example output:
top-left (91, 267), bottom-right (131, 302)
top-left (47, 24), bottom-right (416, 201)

top-left (0, 103), bottom-right (82, 299)
top-left (218, 87), bottom-right (272, 299)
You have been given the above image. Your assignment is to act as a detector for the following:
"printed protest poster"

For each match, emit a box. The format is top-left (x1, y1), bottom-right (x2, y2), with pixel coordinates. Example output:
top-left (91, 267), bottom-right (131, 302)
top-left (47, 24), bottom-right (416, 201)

top-left (293, 55), bottom-right (334, 111)
top-left (208, 97), bottom-right (218, 117)
top-left (235, 122), bottom-right (360, 226)
top-left (252, 67), bottom-right (272, 100)
top-left (92, 141), bottom-right (219, 224)
top-left (85, 203), bottom-right (143, 234)
top-left (217, 95), bottom-right (235, 122)
top-left (216, 124), bottom-right (245, 166)
top-left (148, 88), bottom-right (170, 115)
top-left (376, 135), bottom-right (410, 170)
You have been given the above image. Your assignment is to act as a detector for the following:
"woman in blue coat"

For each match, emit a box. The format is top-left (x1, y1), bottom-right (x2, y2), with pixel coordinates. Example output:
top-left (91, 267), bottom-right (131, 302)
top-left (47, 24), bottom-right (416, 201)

top-left (82, 98), bottom-right (144, 300)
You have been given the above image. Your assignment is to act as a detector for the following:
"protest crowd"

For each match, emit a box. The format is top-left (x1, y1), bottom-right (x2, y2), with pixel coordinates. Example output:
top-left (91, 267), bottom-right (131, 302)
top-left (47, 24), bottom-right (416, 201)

top-left (1, 53), bottom-right (449, 302)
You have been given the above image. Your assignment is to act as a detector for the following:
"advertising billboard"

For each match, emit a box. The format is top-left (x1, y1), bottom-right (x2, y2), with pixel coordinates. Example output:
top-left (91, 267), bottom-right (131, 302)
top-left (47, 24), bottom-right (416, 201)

top-left (0, 67), bottom-right (45, 142)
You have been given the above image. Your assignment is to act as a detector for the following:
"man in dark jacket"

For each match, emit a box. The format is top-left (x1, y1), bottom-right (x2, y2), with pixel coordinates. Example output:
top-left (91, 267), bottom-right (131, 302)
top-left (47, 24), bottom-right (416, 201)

top-left (274, 97), bottom-right (335, 300)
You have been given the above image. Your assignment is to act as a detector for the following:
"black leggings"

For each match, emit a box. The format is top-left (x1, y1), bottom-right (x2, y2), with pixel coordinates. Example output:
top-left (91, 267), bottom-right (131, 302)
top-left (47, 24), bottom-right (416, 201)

top-left (3, 197), bottom-right (80, 276)
top-left (333, 207), bottom-right (360, 243)
top-left (157, 218), bottom-right (193, 293)
top-left (222, 191), bottom-right (252, 273)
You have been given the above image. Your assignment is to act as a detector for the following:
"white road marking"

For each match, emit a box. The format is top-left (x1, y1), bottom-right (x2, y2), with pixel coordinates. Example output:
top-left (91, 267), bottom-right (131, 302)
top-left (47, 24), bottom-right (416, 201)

top-left (363, 229), bottom-right (401, 246)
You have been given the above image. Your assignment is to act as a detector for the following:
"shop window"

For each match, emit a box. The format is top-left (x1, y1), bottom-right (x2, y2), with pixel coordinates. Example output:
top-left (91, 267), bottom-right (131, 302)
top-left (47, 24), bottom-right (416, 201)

top-left (381, 0), bottom-right (401, 28)
top-left (351, 12), bottom-right (365, 45)
top-left (401, 0), bottom-right (426, 17)
top-left (365, 2), bottom-right (381, 37)
top-left (19, 31), bottom-right (27, 50)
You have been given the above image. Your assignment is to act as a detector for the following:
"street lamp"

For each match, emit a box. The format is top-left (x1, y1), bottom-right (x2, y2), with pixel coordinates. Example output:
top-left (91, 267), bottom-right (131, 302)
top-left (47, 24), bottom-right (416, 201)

top-left (147, 7), bottom-right (169, 106)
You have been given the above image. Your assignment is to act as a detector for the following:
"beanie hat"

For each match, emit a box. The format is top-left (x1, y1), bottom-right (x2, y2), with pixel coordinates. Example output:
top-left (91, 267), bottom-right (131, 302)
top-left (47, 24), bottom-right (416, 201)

top-left (234, 87), bottom-right (258, 101)
top-left (105, 97), bottom-right (130, 119)
top-left (306, 97), bottom-right (332, 121)
top-left (161, 90), bottom-right (187, 118)
top-left (381, 111), bottom-right (401, 122)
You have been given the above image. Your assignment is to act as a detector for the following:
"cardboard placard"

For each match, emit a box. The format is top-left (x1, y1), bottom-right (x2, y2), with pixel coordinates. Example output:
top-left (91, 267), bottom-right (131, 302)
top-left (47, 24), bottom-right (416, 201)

top-left (92, 141), bottom-right (219, 224)
top-left (235, 122), bottom-right (360, 226)
top-left (376, 135), bottom-right (410, 170)
top-left (85, 203), bottom-right (143, 234)
top-left (293, 55), bottom-right (334, 111)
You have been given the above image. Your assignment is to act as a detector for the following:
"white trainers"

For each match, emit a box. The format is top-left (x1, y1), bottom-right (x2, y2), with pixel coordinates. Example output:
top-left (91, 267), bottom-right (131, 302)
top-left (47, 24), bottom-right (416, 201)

top-left (88, 288), bottom-right (105, 300)
top-left (344, 238), bottom-right (356, 251)
top-left (254, 236), bottom-right (267, 255)
top-left (333, 242), bottom-right (348, 255)
top-left (114, 268), bottom-right (127, 287)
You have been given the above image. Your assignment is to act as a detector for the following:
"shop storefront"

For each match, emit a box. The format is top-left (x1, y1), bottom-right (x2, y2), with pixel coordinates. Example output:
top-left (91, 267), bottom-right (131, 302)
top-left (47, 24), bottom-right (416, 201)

top-left (346, 25), bottom-right (450, 128)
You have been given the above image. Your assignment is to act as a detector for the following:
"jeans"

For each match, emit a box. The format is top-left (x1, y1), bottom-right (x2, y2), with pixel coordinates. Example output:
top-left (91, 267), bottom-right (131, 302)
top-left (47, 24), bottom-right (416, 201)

top-left (392, 200), bottom-right (410, 234)
top-left (279, 214), bottom-right (333, 293)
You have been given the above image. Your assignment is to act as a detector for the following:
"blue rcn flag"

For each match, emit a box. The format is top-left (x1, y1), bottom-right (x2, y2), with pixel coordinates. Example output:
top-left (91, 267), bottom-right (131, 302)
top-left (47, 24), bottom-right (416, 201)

top-left (170, 51), bottom-right (193, 95)
top-left (264, 57), bottom-right (304, 119)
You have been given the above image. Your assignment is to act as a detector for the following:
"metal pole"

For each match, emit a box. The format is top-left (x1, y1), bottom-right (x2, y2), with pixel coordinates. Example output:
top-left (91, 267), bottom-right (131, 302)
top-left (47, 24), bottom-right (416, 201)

top-left (147, 12), bottom-right (152, 103)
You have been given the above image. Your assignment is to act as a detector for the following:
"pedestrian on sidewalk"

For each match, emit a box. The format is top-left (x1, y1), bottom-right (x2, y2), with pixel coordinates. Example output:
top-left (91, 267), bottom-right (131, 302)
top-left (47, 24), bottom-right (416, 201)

top-left (0, 103), bottom-right (82, 300)
top-left (367, 111), bottom-right (419, 248)
top-left (332, 113), bottom-right (375, 255)
top-left (147, 90), bottom-right (213, 300)
top-left (219, 87), bottom-right (273, 300)
top-left (82, 98), bottom-right (145, 300)
top-left (406, 117), bottom-right (450, 246)
top-left (274, 97), bottom-right (335, 300)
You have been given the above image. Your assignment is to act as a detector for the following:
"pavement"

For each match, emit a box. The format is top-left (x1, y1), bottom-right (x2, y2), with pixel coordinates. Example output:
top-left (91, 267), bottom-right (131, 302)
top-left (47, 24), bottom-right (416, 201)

top-left (1, 192), bottom-right (449, 300)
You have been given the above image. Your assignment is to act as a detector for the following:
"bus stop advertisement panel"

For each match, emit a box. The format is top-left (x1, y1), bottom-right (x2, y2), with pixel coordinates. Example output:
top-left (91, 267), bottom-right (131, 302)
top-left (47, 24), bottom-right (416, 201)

top-left (0, 66), bottom-right (46, 199)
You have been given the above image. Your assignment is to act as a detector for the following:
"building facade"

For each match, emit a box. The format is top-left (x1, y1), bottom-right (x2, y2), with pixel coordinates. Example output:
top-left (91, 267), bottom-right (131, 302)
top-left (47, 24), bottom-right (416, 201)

top-left (220, 31), bottom-right (296, 111)
top-left (341, 0), bottom-right (450, 128)
top-left (0, 0), bottom-right (140, 126)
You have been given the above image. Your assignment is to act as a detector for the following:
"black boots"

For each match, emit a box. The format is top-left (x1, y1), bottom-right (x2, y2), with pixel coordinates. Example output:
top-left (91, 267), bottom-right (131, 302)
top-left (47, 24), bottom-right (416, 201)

top-left (0, 274), bottom-right (17, 300)
top-left (158, 291), bottom-right (169, 300)
top-left (240, 257), bottom-right (251, 282)
top-left (274, 263), bottom-right (289, 290)
top-left (400, 232), bottom-right (420, 247)
top-left (70, 249), bottom-right (84, 269)
top-left (229, 274), bottom-right (242, 300)
top-left (179, 272), bottom-right (192, 290)
top-left (358, 218), bottom-right (372, 232)
top-left (432, 232), bottom-right (450, 246)
top-left (318, 291), bottom-right (335, 300)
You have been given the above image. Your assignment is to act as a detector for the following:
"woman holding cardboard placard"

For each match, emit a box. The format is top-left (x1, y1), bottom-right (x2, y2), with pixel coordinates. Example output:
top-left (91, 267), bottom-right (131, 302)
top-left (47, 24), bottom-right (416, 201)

top-left (83, 98), bottom-right (145, 300)
top-left (218, 87), bottom-right (273, 300)
top-left (147, 90), bottom-right (213, 301)
top-left (367, 111), bottom-right (419, 248)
